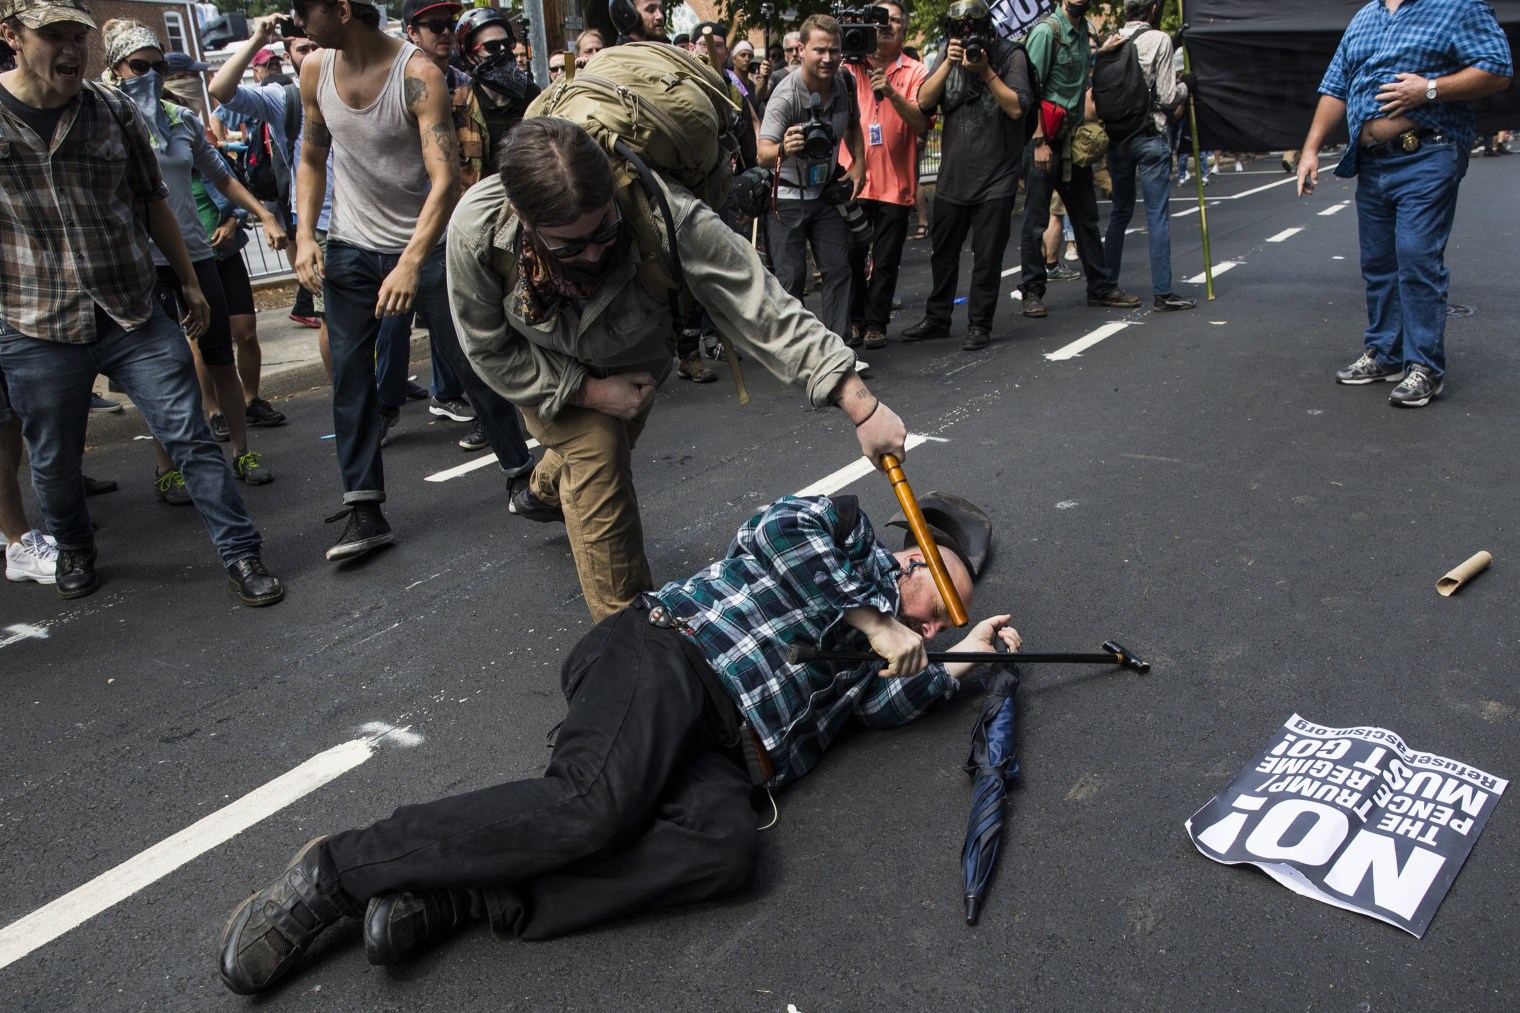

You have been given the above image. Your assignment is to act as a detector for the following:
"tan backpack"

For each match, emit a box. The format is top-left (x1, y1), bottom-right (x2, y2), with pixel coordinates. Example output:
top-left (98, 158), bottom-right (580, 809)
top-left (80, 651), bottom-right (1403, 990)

top-left (524, 43), bottom-right (741, 318)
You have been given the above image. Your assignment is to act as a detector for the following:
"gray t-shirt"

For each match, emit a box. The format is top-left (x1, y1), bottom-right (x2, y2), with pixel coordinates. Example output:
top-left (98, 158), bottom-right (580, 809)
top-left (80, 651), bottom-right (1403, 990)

top-left (928, 40), bottom-right (1033, 205)
top-left (149, 106), bottom-right (230, 266)
top-left (760, 67), bottom-right (857, 200)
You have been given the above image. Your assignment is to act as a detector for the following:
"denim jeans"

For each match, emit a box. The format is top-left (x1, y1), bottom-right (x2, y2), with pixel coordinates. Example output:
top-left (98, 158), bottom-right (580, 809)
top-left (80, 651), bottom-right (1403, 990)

top-left (374, 309), bottom-right (467, 407)
top-left (0, 307), bottom-right (261, 562)
top-left (324, 242), bottom-right (533, 503)
top-left (1105, 132), bottom-right (1176, 297)
top-left (1354, 138), bottom-right (1467, 380)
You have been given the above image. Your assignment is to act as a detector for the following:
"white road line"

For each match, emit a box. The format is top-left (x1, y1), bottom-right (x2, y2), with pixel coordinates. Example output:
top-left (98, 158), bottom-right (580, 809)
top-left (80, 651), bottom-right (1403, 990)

top-left (1267, 227), bottom-right (1303, 242)
top-left (1185, 261), bottom-right (1239, 285)
top-left (1044, 322), bottom-right (1133, 362)
top-left (1319, 203), bottom-right (1350, 216)
top-left (1227, 176), bottom-right (1300, 199)
top-left (1001, 266), bottom-right (1019, 277)
top-left (426, 439), bottom-right (541, 483)
top-left (0, 727), bottom-right (413, 971)
top-left (795, 433), bottom-right (933, 497)
top-left (0, 623), bottom-right (48, 650)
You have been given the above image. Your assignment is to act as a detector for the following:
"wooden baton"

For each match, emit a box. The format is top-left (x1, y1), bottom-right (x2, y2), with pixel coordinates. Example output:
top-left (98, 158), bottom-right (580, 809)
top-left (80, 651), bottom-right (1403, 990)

top-left (880, 453), bottom-right (968, 627)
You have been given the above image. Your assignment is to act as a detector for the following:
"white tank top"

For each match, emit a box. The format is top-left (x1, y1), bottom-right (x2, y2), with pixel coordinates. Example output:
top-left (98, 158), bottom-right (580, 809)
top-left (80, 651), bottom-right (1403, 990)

top-left (318, 42), bottom-right (434, 254)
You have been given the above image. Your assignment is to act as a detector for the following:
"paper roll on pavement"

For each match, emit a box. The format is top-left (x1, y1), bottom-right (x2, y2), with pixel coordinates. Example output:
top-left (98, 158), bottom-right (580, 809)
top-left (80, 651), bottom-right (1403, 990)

top-left (1437, 551), bottom-right (1492, 597)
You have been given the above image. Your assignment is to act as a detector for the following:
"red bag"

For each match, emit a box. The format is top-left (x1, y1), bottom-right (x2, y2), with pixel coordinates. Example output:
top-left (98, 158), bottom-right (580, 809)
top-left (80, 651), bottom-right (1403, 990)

top-left (1039, 99), bottom-right (1068, 141)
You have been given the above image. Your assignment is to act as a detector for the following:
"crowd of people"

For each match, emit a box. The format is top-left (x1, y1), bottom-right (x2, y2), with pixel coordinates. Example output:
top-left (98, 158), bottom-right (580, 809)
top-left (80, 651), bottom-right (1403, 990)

top-left (0, 0), bottom-right (1511, 607)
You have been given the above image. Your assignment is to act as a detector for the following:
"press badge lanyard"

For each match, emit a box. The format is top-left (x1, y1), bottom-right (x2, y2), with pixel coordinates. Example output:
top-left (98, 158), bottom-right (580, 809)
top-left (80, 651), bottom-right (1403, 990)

top-left (868, 54), bottom-right (906, 147)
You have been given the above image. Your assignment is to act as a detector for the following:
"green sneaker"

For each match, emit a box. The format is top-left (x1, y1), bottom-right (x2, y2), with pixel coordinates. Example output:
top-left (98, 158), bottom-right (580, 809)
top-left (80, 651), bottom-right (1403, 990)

top-left (154, 469), bottom-right (191, 505)
top-left (234, 450), bottom-right (274, 485)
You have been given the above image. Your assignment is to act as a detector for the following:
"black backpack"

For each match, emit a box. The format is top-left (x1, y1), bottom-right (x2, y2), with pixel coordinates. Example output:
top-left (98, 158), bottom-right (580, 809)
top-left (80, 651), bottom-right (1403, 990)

top-left (244, 82), bottom-right (301, 203)
top-left (1091, 28), bottom-right (1160, 144)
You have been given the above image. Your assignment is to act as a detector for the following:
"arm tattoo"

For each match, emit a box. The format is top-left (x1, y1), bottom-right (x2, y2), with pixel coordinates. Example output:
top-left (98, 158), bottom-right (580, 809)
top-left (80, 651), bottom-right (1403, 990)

top-left (428, 120), bottom-right (459, 162)
top-left (404, 76), bottom-right (429, 112)
top-left (307, 121), bottom-right (332, 150)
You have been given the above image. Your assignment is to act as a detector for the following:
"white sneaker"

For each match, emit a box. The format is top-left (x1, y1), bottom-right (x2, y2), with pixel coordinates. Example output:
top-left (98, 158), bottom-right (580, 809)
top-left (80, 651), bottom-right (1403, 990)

top-left (6, 529), bottom-right (59, 584)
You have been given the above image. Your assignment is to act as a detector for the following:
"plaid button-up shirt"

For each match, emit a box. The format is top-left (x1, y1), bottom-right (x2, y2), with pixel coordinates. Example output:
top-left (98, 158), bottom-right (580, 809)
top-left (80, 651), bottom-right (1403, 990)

top-left (0, 81), bottom-right (167, 343)
top-left (1320, 0), bottom-right (1513, 176)
top-left (654, 496), bottom-right (958, 788)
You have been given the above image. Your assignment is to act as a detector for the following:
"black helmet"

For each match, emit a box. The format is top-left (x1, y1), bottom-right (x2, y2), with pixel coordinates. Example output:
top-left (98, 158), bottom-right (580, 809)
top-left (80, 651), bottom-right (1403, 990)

top-left (609, 0), bottom-right (641, 37)
top-left (457, 6), bottom-right (513, 53)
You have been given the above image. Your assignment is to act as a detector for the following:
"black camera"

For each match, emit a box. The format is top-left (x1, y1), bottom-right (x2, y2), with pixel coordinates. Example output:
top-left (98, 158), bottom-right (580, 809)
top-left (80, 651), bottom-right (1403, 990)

top-left (834, 4), bottom-right (889, 64)
top-left (801, 92), bottom-right (836, 161)
top-left (820, 168), bottom-right (873, 247)
top-left (277, 17), bottom-right (306, 39)
top-left (945, 0), bottom-right (994, 65)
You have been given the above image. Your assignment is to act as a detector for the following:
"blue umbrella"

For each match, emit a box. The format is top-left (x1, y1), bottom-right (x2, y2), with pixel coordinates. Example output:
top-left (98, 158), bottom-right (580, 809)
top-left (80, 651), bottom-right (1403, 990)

top-left (961, 661), bottom-right (1021, 926)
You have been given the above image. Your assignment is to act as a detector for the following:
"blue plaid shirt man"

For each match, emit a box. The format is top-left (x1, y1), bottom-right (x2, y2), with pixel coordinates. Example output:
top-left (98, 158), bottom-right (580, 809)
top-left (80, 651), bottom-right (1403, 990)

top-left (654, 496), bottom-right (958, 787)
top-left (1320, 0), bottom-right (1513, 177)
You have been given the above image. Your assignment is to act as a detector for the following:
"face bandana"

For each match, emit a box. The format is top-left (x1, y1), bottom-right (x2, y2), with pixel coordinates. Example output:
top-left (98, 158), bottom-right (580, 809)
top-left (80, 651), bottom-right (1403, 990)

top-left (119, 72), bottom-right (173, 152)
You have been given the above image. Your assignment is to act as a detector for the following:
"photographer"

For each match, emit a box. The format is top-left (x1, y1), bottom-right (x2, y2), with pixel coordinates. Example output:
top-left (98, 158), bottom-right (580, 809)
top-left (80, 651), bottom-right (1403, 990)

top-left (902, 0), bottom-right (1032, 351)
top-left (758, 13), bottom-right (866, 345)
top-left (840, 1), bottom-right (928, 351)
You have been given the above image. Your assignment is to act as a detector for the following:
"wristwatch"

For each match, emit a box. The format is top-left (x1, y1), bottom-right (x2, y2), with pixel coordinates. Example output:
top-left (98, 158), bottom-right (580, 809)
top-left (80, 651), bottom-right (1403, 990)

top-left (1426, 78), bottom-right (1439, 102)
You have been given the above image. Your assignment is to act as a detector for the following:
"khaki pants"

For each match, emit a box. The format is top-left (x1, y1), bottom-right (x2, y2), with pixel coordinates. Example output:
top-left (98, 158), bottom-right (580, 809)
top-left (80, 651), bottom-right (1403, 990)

top-left (521, 402), bottom-right (654, 622)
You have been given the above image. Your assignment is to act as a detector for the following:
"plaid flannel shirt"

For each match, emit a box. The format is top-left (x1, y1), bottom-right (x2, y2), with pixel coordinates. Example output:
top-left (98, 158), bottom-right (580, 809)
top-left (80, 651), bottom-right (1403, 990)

top-left (1320, 0), bottom-right (1514, 176)
top-left (654, 496), bottom-right (958, 788)
top-left (0, 81), bottom-right (168, 343)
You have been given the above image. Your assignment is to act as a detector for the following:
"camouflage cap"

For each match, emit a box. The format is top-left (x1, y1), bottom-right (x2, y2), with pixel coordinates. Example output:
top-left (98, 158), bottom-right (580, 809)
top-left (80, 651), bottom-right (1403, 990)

top-left (0, 0), bottom-right (97, 30)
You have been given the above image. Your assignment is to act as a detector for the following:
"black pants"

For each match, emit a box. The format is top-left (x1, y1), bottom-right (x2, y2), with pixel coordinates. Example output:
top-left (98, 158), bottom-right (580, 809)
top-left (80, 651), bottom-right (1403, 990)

top-left (324, 610), bottom-right (758, 939)
top-left (923, 193), bottom-right (1015, 332)
top-left (847, 199), bottom-right (912, 333)
top-left (1020, 145), bottom-right (1116, 300)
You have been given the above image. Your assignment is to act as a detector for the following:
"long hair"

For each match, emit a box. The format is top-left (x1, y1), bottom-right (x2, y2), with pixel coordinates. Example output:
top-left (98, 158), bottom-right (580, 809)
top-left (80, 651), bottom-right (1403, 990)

top-left (498, 117), bottom-right (615, 228)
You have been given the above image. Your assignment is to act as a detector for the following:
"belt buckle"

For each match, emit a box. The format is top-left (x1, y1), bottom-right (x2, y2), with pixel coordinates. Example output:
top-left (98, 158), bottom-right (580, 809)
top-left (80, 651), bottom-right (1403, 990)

top-left (1399, 130), bottom-right (1421, 153)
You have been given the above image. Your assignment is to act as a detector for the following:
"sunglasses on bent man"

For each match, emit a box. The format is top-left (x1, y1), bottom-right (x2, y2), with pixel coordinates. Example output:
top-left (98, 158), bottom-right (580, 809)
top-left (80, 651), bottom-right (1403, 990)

top-left (538, 212), bottom-right (622, 259)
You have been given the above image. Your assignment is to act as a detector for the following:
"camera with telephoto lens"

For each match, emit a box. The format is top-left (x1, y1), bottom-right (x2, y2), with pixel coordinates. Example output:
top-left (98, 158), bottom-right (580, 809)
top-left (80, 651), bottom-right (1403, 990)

top-left (833, 4), bottom-right (890, 64)
top-left (820, 168), bottom-right (873, 246)
top-left (944, 0), bottom-right (994, 64)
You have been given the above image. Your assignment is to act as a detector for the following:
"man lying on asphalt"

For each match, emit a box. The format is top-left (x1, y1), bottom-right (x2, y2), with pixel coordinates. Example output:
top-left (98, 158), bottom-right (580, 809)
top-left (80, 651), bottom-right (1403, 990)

top-left (218, 493), bottom-right (1019, 994)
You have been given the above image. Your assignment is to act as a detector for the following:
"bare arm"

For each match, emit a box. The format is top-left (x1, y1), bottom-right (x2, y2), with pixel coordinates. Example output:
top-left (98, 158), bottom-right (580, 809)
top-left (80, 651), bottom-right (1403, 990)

top-left (209, 15), bottom-right (282, 103)
top-left (975, 53), bottom-right (1024, 121)
top-left (1296, 93), bottom-right (1347, 196)
top-left (372, 54), bottom-right (462, 318)
top-left (917, 44), bottom-right (957, 112)
top-left (294, 54), bottom-right (330, 293)
top-left (870, 60), bottom-right (928, 133)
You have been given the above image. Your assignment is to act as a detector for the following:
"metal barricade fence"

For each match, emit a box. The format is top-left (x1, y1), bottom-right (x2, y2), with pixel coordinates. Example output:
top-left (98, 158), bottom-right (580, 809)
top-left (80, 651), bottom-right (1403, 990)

top-left (242, 222), bottom-right (295, 282)
top-left (918, 120), bottom-right (943, 185)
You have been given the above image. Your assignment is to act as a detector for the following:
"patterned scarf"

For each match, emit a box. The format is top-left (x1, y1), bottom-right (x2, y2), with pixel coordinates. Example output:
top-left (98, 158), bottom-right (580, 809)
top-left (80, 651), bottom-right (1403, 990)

top-left (513, 229), bottom-right (604, 325)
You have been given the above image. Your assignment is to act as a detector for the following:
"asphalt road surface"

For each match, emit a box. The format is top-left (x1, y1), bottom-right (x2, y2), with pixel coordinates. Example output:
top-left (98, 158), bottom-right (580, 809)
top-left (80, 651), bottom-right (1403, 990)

top-left (2, 156), bottom-right (1516, 1012)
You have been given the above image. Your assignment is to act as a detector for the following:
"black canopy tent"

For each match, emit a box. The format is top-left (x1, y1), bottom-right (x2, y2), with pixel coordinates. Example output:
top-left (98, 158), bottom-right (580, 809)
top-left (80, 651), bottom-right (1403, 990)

top-left (1182, 0), bottom-right (1520, 150)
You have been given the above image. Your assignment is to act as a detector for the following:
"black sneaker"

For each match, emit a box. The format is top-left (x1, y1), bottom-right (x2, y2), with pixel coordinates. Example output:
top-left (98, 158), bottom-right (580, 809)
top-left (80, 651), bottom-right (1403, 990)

top-left (404, 380), bottom-right (430, 401)
top-left (379, 406), bottom-right (399, 448)
top-left (208, 411), bottom-right (230, 443)
top-left (1021, 294), bottom-right (1047, 318)
top-left (508, 481), bottom-right (565, 524)
top-left (217, 837), bottom-right (357, 994)
top-left (1087, 289), bottom-right (1143, 309)
top-left (1335, 351), bottom-right (1403, 385)
top-left (428, 396), bottom-right (474, 422)
top-left (227, 556), bottom-right (284, 606)
top-left (324, 503), bottom-right (396, 561)
top-left (364, 890), bottom-right (475, 966)
top-left (458, 420), bottom-right (488, 451)
top-left (83, 474), bottom-right (118, 496)
top-left (245, 398), bottom-right (287, 427)
top-left (961, 326), bottom-right (991, 351)
top-left (1388, 365), bottom-right (1443, 407)
top-left (1153, 293), bottom-right (1197, 312)
top-left (901, 319), bottom-right (950, 342)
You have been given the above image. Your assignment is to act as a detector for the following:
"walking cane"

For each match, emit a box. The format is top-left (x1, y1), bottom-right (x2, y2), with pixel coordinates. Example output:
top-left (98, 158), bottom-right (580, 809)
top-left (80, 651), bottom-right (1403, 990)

top-left (1177, 1), bottom-right (1215, 300)
top-left (700, 25), bottom-right (752, 407)
top-left (787, 640), bottom-right (1151, 673)
top-left (881, 454), bottom-right (968, 628)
